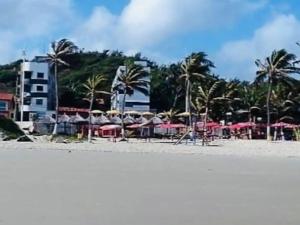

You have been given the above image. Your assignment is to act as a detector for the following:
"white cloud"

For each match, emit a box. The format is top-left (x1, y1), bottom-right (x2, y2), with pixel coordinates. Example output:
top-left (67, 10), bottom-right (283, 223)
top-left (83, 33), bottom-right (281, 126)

top-left (72, 0), bottom-right (266, 61)
top-left (216, 14), bottom-right (300, 80)
top-left (0, 0), bottom-right (74, 63)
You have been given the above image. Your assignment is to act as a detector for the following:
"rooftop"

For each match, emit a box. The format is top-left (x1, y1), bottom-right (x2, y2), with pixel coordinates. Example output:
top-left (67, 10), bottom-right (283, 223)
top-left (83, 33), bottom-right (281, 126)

top-left (0, 93), bottom-right (14, 101)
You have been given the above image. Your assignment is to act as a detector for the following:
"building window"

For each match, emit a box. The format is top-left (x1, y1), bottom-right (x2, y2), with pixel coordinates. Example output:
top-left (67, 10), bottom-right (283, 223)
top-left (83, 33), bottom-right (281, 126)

top-left (0, 101), bottom-right (8, 111)
top-left (36, 85), bottom-right (44, 92)
top-left (24, 71), bottom-right (32, 79)
top-left (24, 84), bottom-right (31, 92)
top-left (37, 72), bottom-right (44, 79)
top-left (36, 99), bottom-right (43, 105)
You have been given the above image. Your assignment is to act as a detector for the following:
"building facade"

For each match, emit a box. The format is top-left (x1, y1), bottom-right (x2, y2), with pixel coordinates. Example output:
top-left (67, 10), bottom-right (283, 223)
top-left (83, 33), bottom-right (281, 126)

top-left (17, 57), bottom-right (56, 121)
top-left (111, 61), bottom-right (150, 112)
top-left (0, 93), bottom-right (14, 118)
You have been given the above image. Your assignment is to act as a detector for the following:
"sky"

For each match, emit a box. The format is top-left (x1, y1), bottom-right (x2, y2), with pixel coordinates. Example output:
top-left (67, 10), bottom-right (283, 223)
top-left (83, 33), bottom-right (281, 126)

top-left (0, 0), bottom-right (300, 81)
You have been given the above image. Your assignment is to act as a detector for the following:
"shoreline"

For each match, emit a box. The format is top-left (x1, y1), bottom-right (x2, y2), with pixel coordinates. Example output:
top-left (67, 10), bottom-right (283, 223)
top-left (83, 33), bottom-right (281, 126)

top-left (1, 139), bottom-right (300, 158)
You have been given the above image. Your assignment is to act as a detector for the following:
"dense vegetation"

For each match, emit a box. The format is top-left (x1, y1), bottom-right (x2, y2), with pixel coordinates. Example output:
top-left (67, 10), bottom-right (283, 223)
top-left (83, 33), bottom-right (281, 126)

top-left (0, 46), bottom-right (300, 125)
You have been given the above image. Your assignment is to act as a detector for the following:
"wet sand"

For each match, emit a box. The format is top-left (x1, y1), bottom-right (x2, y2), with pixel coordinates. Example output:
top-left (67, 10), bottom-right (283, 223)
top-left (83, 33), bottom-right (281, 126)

top-left (0, 143), bottom-right (300, 225)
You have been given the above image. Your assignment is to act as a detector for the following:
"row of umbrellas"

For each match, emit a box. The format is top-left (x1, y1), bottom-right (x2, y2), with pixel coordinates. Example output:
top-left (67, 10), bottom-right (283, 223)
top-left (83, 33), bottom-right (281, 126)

top-left (37, 113), bottom-right (164, 126)
top-left (197, 122), bottom-right (300, 130)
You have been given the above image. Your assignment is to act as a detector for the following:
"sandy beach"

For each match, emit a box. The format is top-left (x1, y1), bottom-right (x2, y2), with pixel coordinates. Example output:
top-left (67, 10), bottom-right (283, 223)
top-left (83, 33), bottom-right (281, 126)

top-left (1, 140), bottom-right (300, 225)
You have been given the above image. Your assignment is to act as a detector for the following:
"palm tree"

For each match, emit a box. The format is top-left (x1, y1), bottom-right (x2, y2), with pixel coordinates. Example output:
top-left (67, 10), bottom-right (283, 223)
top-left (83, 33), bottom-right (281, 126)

top-left (82, 74), bottom-right (106, 142)
top-left (255, 49), bottom-right (300, 140)
top-left (194, 79), bottom-right (227, 145)
top-left (235, 85), bottom-right (264, 123)
top-left (180, 52), bottom-right (214, 127)
top-left (47, 39), bottom-right (77, 136)
top-left (113, 65), bottom-right (150, 140)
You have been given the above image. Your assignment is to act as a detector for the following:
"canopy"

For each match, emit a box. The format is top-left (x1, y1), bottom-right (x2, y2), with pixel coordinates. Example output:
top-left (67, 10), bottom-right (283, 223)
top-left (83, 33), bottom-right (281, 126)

top-left (176, 112), bottom-right (191, 117)
top-left (36, 115), bottom-right (55, 124)
top-left (106, 110), bottom-right (120, 115)
top-left (58, 113), bottom-right (70, 123)
top-left (124, 116), bottom-right (135, 124)
top-left (142, 112), bottom-right (154, 116)
top-left (86, 115), bottom-right (99, 124)
top-left (141, 116), bottom-right (163, 127)
top-left (69, 113), bottom-right (87, 124)
top-left (110, 116), bottom-right (122, 124)
top-left (272, 122), bottom-right (298, 128)
top-left (136, 116), bottom-right (148, 124)
top-left (125, 110), bottom-right (141, 115)
top-left (91, 110), bottom-right (104, 114)
top-left (96, 115), bottom-right (110, 124)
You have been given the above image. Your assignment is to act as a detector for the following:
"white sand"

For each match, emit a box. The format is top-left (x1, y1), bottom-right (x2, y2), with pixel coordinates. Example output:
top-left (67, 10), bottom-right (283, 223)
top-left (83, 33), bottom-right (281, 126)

top-left (1, 139), bottom-right (300, 158)
top-left (1, 140), bottom-right (300, 225)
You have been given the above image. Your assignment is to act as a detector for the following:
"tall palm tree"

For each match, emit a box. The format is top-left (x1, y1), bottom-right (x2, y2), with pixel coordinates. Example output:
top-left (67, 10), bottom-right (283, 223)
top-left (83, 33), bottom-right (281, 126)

top-left (113, 65), bottom-right (150, 140)
top-left (255, 49), bottom-right (300, 140)
top-left (82, 74), bottom-right (106, 142)
top-left (194, 79), bottom-right (227, 145)
top-left (47, 39), bottom-right (77, 136)
top-left (180, 52), bottom-right (214, 127)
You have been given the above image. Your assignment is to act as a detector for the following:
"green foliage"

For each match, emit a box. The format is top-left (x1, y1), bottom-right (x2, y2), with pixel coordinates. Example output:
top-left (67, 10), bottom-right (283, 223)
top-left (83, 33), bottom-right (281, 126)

top-left (0, 117), bottom-right (24, 140)
top-left (0, 47), bottom-right (300, 125)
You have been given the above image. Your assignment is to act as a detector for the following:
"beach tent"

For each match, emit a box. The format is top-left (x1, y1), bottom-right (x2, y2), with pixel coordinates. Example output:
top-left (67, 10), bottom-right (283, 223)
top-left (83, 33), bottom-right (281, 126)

top-left (91, 110), bottom-right (104, 114)
top-left (69, 113), bottom-right (87, 124)
top-left (96, 115), bottom-right (110, 124)
top-left (142, 112), bottom-right (154, 117)
top-left (124, 115), bottom-right (135, 125)
top-left (136, 116), bottom-right (148, 124)
top-left (110, 116), bottom-right (122, 124)
top-left (106, 110), bottom-right (120, 115)
top-left (58, 113), bottom-right (70, 123)
top-left (124, 110), bottom-right (141, 116)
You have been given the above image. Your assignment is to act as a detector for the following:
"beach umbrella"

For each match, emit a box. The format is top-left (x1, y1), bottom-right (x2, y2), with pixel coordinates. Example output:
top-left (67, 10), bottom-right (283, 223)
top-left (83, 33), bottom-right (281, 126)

top-left (176, 112), bottom-right (191, 117)
top-left (158, 112), bottom-right (171, 117)
top-left (142, 112), bottom-right (154, 117)
top-left (91, 110), bottom-right (104, 114)
top-left (58, 113), bottom-right (70, 123)
top-left (125, 110), bottom-right (141, 115)
top-left (110, 116), bottom-right (122, 124)
top-left (271, 122), bottom-right (290, 128)
top-left (96, 115), bottom-right (110, 124)
top-left (69, 113), bottom-right (87, 124)
top-left (136, 116), bottom-right (148, 124)
top-left (235, 109), bottom-right (249, 114)
top-left (86, 115), bottom-right (99, 125)
top-left (141, 116), bottom-right (163, 126)
top-left (37, 115), bottom-right (55, 124)
top-left (124, 115), bottom-right (135, 124)
top-left (106, 110), bottom-right (120, 115)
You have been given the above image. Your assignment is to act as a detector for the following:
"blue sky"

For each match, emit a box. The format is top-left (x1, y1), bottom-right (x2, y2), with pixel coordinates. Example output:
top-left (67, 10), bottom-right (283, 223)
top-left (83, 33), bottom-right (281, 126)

top-left (1, 0), bottom-right (300, 80)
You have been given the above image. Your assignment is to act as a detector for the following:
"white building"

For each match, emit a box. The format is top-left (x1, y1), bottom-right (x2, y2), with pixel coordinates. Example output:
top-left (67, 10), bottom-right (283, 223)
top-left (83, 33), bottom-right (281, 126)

top-left (17, 58), bottom-right (56, 121)
top-left (111, 61), bottom-right (150, 112)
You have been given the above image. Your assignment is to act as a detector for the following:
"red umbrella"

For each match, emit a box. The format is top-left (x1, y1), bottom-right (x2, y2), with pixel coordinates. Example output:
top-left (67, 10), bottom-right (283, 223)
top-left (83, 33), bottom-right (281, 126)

top-left (158, 123), bottom-right (186, 129)
top-left (127, 124), bottom-right (142, 129)
top-left (100, 125), bottom-right (121, 130)
top-left (271, 122), bottom-right (290, 128)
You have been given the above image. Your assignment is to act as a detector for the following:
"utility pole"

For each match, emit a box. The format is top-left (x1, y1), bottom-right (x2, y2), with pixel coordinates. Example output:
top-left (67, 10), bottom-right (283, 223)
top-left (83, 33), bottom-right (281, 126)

top-left (20, 50), bottom-right (26, 123)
